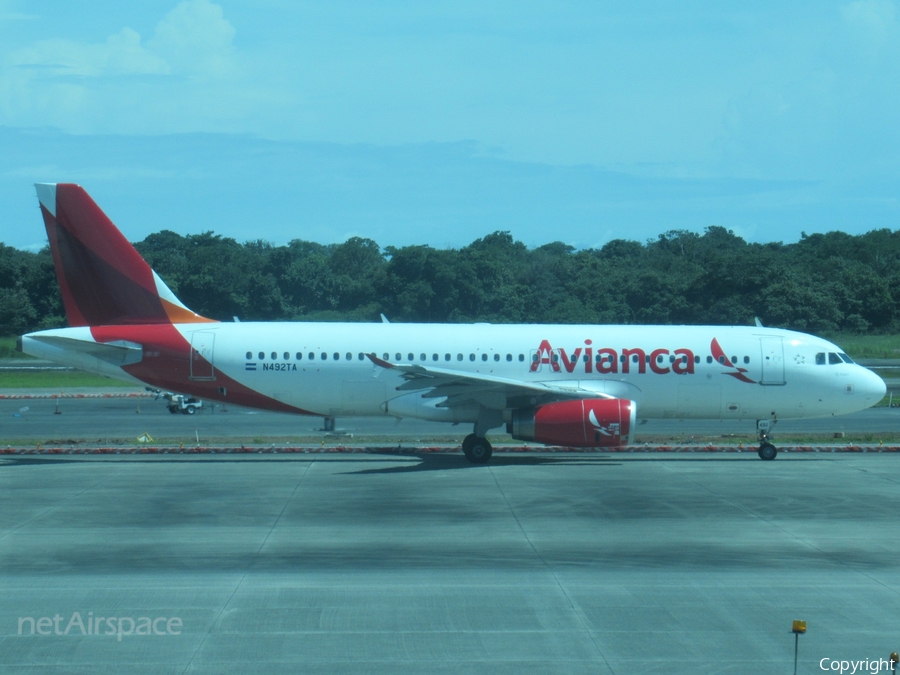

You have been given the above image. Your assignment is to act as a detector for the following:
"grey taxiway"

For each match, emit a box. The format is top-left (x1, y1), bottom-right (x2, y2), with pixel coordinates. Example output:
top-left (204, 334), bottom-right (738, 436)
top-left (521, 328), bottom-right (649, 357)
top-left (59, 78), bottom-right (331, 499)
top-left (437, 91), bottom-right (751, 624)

top-left (3, 393), bottom-right (900, 445)
top-left (3, 449), bottom-right (900, 674)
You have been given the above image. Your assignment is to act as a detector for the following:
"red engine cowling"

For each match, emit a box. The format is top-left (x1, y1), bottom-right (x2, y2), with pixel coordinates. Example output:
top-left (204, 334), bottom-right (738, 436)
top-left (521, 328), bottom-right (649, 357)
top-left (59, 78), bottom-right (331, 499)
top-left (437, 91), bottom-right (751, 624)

top-left (509, 398), bottom-right (636, 447)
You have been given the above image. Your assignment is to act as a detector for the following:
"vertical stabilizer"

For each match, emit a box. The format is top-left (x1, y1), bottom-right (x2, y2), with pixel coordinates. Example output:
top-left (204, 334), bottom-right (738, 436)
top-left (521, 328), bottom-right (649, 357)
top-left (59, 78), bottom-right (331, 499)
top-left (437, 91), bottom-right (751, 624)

top-left (35, 183), bottom-right (213, 327)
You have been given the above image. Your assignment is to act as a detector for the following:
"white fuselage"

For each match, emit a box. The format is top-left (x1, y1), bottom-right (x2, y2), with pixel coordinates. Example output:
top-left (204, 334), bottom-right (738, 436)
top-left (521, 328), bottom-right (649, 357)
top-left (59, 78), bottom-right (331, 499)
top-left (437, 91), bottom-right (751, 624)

top-left (21, 322), bottom-right (887, 425)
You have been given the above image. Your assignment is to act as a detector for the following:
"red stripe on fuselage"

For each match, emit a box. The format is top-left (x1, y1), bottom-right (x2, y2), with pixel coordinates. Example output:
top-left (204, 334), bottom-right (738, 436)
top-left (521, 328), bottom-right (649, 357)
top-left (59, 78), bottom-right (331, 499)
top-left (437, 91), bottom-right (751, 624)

top-left (90, 324), bottom-right (318, 415)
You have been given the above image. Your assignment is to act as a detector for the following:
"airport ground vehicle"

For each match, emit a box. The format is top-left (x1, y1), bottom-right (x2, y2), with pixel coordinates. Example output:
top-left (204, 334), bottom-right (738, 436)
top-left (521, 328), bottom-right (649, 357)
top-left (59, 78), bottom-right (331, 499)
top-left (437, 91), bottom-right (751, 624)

top-left (165, 394), bottom-right (202, 415)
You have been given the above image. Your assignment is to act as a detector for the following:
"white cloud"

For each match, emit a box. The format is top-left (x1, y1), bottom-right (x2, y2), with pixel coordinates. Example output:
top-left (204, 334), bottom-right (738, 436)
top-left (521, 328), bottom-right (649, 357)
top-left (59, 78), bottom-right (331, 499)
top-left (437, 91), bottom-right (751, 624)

top-left (0, 0), bottom-right (249, 134)
top-left (10, 28), bottom-right (169, 77)
top-left (7, 0), bottom-right (234, 79)
top-left (149, 0), bottom-right (236, 76)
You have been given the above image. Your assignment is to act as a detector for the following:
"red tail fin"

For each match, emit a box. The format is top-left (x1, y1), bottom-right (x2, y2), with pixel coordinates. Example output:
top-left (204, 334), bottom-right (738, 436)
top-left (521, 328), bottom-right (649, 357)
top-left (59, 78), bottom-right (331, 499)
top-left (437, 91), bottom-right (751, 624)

top-left (35, 183), bottom-right (214, 327)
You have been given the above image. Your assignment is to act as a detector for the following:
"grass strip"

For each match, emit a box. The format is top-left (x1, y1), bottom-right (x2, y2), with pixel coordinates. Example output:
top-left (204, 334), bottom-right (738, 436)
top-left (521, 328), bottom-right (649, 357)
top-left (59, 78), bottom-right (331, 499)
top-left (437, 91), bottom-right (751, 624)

top-left (0, 371), bottom-right (134, 388)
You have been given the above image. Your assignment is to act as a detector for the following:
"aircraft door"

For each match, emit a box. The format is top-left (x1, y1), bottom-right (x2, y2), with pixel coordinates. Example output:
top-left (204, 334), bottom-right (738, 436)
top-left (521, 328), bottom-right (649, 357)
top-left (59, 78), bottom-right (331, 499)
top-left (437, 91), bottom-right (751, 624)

top-left (759, 337), bottom-right (785, 385)
top-left (190, 331), bottom-right (216, 380)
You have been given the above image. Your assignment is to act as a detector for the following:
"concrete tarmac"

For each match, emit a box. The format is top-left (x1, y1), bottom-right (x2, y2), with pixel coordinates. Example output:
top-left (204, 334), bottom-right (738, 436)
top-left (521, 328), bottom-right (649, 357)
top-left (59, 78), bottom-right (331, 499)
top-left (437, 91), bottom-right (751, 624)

top-left (3, 394), bottom-right (900, 444)
top-left (2, 452), bottom-right (900, 674)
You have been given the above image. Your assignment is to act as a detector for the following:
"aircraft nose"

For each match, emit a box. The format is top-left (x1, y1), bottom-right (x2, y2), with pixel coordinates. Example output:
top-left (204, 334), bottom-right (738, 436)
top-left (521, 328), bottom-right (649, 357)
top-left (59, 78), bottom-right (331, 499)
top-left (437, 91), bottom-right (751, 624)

top-left (859, 367), bottom-right (887, 402)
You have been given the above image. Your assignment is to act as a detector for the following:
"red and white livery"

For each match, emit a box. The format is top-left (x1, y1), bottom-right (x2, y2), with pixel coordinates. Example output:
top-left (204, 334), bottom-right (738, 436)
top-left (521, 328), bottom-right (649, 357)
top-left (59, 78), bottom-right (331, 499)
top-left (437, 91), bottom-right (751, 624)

top-left (20, 184), bottom-right (887, 462)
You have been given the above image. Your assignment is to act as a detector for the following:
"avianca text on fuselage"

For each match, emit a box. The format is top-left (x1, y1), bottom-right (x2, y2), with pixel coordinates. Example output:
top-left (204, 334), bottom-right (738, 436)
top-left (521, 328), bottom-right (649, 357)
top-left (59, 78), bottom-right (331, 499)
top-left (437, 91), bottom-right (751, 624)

top-left (531, 339), bottom-right (696, 375)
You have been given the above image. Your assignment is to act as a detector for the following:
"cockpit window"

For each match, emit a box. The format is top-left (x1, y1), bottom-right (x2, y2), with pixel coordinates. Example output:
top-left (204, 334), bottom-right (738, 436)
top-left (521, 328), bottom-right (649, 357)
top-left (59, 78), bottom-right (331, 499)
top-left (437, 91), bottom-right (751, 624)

top-left (838, 353), bottom-right (854, 364)
top-left (828, 352), bottom-right (842, 365)
top-left (815, 353), bottom-right (826, 365)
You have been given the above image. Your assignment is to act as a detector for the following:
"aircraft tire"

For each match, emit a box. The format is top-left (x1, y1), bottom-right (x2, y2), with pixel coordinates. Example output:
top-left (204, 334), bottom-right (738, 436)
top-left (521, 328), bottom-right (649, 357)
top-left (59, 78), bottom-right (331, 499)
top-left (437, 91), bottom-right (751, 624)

top-left (462, 434), bottom-right (493, 464)
top-left (758, 442), bottom-right (777, 461)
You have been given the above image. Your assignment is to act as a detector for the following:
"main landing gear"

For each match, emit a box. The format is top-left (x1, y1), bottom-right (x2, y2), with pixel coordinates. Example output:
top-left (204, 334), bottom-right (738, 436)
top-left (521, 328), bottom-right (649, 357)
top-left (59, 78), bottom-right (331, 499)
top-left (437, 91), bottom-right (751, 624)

top-left (462, 411), bottom-right (502, 464)
top-left (757, 419), bottom-right (778, 460)
top-left (462, 434), bottom-right (493, 464)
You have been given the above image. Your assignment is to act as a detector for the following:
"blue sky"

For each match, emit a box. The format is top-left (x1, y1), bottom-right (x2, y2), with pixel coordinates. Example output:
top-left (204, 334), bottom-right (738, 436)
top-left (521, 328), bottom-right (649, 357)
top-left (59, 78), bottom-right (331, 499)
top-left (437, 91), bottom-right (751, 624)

top-left (1, 1), bottom-right (898, 250)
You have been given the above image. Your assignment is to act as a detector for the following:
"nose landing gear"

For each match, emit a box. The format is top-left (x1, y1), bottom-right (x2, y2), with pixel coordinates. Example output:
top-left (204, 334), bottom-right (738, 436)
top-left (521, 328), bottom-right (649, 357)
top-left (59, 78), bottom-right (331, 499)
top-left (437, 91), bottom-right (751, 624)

top-left (757, 419), bottom-right (778, 460)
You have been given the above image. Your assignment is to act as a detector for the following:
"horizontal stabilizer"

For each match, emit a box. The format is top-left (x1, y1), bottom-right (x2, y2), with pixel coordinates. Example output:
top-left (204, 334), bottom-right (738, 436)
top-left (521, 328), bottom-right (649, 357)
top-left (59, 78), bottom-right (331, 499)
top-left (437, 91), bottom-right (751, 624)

top-left (29, 335), bottom-right (144, 366)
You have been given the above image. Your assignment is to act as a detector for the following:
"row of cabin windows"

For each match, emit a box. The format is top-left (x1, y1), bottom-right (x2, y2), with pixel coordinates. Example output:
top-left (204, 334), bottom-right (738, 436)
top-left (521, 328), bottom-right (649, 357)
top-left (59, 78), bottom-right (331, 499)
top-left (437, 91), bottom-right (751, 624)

top-left (246, 351), bottom-right (527, 362)
top-left (245, 350), bottom-right (754, 365)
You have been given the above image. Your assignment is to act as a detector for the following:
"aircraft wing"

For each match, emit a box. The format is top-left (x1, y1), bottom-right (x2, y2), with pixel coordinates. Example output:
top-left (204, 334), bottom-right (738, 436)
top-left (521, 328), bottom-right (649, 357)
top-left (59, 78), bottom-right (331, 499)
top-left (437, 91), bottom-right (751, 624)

top-left (367, 353), bottom-right (611, 410)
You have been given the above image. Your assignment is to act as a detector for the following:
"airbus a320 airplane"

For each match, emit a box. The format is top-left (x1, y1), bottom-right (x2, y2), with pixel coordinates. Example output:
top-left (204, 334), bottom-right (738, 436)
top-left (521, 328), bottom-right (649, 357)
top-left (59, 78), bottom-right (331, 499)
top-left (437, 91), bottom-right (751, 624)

top-left (18, 184), bottom-right (887, 462)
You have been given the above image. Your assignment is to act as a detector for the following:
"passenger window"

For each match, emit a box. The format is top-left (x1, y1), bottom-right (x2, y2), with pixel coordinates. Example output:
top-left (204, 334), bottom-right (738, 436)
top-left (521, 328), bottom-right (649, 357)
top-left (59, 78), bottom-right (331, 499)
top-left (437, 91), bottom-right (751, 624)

top-left (445, 354), bottom-right (451, 361)
top-left (395, 353), bottom-right (401, 361)
top-left (383, 353), bottom-right (389, 360)
top-left (829, 352), bottom-right (842, 365)
top-left (432, 354), bottom-right (438, 361)
top-left (284, 352), bottom-right (290, 360)
top-left (633, 354), bottom-right (640, 363)
top-left (408, 353), bottom-right (414, 361)
top-left (420, 353), bottom-right (426, 361)
top-left (296, 352), bottom-right (303, 360)
top-left (731, 356), bottom-right (737, 364)
top-left (658, 355), bottom-right (665, 363)
top-left (718, 356), bottom-right (725, 364)
top-left (694, 355), bottom-right (700, 364)
top-left (518, 354), bottom-right (524, 362)
top-left (334, 352), bottom-right (340, 360)
top-left (346, 353), bottom-right (352, 360)
top-left (457, 354), bottom-right (463, 361)
top-left (494, 354), bottom-right (500, 362)
top-left (470, 354), bottom-right (476, 361)
top-left (551, 353), bottom-right (559, 363)
top-left (506, 354), bottom-right (512, 361)
top-left (815, 352), bottom-right (825, 365)
top-left (271, 352), bottom-right (277, 360)
top-left (482, 354), bottom-right (488, 362)
top-left (321, 352), bottom-right (327, 360)
top-left (259, 352), bottom-right (265, 360)
top-left (706, 356), bottom-right (712, 364)
top-left (309, 352), bottom-right (315, 360)
top-left (246, 351), bottom-right (252, 360)
top-left (358, 353), bottom-right (365, 360)
top-left (743, 356), bottom-right (749, 364)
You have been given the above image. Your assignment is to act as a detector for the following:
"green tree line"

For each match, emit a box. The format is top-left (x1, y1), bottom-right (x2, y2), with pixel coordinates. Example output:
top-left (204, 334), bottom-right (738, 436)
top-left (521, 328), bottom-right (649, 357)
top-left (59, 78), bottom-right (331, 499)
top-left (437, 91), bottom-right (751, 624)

top-left (2, 226), bottom-right (899, 335)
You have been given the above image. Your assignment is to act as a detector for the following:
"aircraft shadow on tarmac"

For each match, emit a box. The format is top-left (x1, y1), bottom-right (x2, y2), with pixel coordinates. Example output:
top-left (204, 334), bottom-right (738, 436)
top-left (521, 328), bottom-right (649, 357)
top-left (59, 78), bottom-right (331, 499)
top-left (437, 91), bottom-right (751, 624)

top-left (341, 453), bottom-right (625, 474)
top-left (0, 454), bottom-right (620, 472)
top-left (339, 453), bottom-right (828, 474)
top-left (0, 453), bottom-right (825, 471)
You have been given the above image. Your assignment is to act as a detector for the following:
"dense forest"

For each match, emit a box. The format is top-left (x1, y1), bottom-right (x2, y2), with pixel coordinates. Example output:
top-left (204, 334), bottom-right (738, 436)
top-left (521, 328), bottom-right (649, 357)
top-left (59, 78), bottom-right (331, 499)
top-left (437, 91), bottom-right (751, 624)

top-left (1, 226), bottom-right (899, 336)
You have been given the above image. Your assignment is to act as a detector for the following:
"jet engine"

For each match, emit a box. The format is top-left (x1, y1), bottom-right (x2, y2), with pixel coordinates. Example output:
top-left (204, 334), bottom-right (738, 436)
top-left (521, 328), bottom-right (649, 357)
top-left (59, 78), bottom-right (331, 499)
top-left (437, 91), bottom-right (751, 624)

top-left (508, 398), bottom-right (636, 447)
